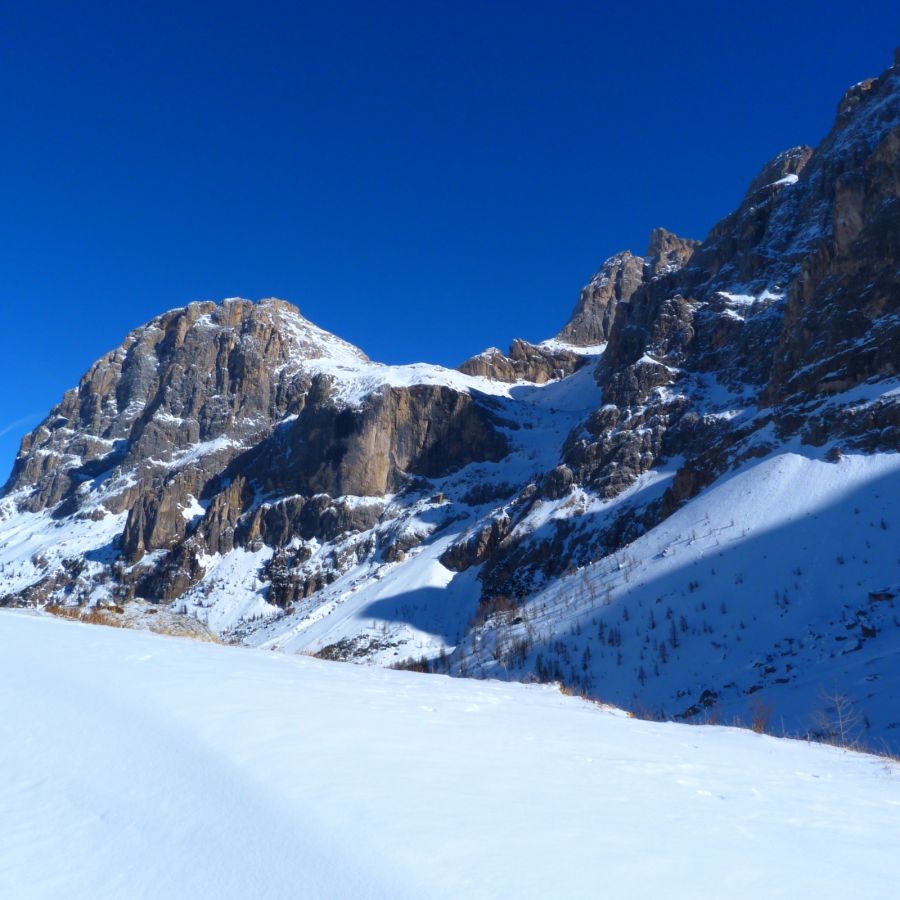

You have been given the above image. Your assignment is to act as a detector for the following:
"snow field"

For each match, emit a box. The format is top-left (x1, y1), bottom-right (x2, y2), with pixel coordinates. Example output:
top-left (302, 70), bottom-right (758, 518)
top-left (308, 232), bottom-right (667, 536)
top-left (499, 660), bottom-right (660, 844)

top-left (2, 611), bottom-right (899, 899)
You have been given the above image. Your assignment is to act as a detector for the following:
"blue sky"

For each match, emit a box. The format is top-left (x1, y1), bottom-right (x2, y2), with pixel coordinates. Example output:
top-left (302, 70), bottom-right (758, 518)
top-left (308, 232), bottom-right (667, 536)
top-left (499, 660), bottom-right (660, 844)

top-left (2, 1), bottom-right (898, 477)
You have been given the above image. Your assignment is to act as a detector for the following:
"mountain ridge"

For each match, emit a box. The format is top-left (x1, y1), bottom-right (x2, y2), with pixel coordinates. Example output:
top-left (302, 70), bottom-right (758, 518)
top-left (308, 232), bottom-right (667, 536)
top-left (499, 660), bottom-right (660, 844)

top-left (2, 50), bottom-right (898, 748)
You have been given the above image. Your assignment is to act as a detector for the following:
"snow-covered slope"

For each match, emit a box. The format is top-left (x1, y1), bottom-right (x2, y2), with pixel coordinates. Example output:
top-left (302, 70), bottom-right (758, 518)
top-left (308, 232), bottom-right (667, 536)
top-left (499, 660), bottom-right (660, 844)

top-left (459, 438), bottom-right (900, 742)
top-left (2, 611), bottom-right (899, 900)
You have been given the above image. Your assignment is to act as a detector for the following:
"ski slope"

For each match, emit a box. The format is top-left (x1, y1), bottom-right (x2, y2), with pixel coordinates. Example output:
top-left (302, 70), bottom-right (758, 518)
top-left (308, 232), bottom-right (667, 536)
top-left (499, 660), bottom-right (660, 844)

top-left (2, 611), bottom-right (899, 899)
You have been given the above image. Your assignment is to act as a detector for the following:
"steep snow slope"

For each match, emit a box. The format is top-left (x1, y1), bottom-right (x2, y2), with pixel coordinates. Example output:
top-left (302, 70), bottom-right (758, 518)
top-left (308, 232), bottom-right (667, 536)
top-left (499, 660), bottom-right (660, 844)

top-left (463, 435), bottom-right (900, 746)
top-left (181, 351), bottom-right (606, 659)
top-left (2, 611), bottom-right (899, 900)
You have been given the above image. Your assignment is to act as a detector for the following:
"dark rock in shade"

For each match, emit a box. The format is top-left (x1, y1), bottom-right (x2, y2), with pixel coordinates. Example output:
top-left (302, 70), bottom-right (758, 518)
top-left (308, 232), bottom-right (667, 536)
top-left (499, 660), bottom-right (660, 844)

top-left (541, 465), bottom-right (575, 500)
top-left (440, 514), bottom-right (512, 572)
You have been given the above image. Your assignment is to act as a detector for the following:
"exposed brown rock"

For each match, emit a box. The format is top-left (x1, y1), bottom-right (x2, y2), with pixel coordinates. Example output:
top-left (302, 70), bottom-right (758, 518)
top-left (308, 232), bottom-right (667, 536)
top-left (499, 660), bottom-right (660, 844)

top-left (645, 228), bottom-right (700, 278)
top-left (458, 339), bottom-right (586, 383)
top-left (240, 382), bottom-right (509, 500)
top-left (557, 252), bottom-right (646, 347)
top-left (556, 228), bottom-right (698, 350)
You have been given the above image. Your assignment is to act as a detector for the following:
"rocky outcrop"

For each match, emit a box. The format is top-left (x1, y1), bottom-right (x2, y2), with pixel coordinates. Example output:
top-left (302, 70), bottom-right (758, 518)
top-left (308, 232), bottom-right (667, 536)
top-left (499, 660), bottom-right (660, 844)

top-left (237, 382), bottom-right (509, 500)
top-left (556, 252), bottom-right (646, 347)
top-left (645, 227), bottom-right (700, 278)
top-left (120, 471), bottom-right (207, 562)
top-left (458, 339), bottom-right (586, 383)
top-left (744, 145), bottom-right (814, 197)
top-left (556, 228), bottom-right (698, 348)
top-left (247, 495), bottom-right (385, 549)
top-left (440, 514), bottom-right (511, 572)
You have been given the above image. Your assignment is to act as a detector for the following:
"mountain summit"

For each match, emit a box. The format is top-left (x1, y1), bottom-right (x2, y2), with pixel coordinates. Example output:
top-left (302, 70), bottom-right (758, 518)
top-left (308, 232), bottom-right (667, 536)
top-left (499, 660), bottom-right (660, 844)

top-left (2, 52), bottom-right (898, 748)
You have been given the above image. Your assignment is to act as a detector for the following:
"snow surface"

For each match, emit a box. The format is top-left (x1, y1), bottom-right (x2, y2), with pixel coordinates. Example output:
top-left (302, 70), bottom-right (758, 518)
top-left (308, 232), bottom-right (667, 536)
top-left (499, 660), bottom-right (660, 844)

top-left (275, 302), bottom-right (533, 406)
top-left (771, 173), bottom-right (799, 187)
top-left (468, 444), bottom-right (900, 747)
top-left (0, 493), bottom-right (126, 602)
top-left (179, 545), bottom-right (277, 631)
top-left (537, 337), bottom-right (607, 355)
top-left (2, 610), bottom-right (899, 900)
top-left (277, 300), bottom-right (607, 407)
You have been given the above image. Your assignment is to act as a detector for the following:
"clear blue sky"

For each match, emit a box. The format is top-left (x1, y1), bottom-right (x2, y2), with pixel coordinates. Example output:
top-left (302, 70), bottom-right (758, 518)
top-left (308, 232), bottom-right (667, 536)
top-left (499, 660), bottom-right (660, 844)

top-left (2, 1), bottom-right (898, 477)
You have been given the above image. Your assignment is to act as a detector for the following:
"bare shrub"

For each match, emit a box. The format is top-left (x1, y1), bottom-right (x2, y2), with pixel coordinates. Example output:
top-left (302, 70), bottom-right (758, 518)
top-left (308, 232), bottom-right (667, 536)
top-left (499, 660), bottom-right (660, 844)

top-left (750, 696), bottom-right (773, 734)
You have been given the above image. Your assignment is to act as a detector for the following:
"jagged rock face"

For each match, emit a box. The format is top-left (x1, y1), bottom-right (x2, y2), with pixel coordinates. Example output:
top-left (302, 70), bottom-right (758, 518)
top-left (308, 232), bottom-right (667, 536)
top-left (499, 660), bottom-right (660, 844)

top-left (458, 339), bottom-right (585, 383)
top-left (556, 252), bottom-right (646, 346)
top-left (119, 470), bottom-right (209, 562)
top-left (744, 145), bottom-right (814, 197)
top-left (580, 58), bottom-right (899, 490)
top-left (114, 375), bottom-right (508, 566)
top-left (556, 228), bottom-right (699, 348)
top-left (766, 125), bottom-right (900, 403)
top-left (5, 299), bottom-right (330, 514)
top-left (217, 380), bottom-right (508, 519)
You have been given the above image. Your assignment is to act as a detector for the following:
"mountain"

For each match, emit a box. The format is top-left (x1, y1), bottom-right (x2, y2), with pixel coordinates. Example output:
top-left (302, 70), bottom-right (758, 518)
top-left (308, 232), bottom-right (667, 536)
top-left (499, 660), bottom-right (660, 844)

top-left (2, 51), bottom-right (898, 749)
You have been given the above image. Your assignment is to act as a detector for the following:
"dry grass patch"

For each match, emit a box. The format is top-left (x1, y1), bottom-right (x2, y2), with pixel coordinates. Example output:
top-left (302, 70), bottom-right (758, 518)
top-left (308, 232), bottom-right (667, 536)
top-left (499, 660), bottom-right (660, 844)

top-left (44, 602), bottom-right (219, 643)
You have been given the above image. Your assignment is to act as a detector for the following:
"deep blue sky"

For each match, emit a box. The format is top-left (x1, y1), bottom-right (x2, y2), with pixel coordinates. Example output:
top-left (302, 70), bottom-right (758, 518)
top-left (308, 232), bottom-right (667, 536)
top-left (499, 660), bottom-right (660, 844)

top-left (2, 1), bottom-right (898, 476)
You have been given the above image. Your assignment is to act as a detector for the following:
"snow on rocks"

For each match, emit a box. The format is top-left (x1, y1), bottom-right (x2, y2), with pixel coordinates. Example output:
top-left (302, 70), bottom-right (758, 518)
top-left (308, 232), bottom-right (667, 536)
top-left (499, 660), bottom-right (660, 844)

top-left (463, 446), bottom-right (900, 748)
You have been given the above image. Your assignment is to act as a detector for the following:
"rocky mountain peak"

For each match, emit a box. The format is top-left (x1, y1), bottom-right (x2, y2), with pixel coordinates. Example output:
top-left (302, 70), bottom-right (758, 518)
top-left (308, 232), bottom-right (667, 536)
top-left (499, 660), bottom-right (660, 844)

top-left (556, 227), bottom-right (698, 348)
top-left (1, 51), bottom-right (898, 751)
top-left (3, 297), bottom-right (370, 515)
top-left (744, 145), bottom-right (813, 197)
top-left (645, 227), bottom-right (700, 278)
top-left (556, 251), bottom-right (645, 347)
